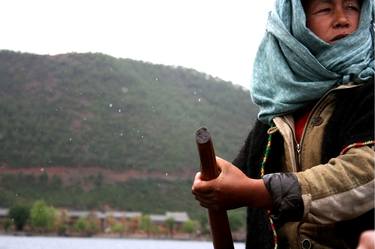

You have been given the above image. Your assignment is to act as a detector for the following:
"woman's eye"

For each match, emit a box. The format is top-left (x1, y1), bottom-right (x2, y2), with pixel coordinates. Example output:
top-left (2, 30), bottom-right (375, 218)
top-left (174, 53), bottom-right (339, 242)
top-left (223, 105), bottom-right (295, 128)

top-left (314, 8), bottom-right (331, 14)
top-left (346, 4), bottom-right (360, 11)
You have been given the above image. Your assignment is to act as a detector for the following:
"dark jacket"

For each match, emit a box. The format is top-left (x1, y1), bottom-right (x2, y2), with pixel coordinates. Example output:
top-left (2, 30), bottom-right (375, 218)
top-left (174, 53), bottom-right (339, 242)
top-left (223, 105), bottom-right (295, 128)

top-left (233, 81), bottom-right (374, 249)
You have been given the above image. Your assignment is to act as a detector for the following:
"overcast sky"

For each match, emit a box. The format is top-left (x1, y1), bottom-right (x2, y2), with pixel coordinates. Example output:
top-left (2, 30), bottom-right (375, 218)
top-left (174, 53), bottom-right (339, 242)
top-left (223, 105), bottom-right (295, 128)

top-left (2, 0), bottom-right (275, 89)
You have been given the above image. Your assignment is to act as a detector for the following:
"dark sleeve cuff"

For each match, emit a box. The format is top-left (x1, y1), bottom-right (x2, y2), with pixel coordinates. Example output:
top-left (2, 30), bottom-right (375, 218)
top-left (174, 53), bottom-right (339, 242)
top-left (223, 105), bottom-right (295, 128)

top-left (263, 173), bottom-right (304, 225)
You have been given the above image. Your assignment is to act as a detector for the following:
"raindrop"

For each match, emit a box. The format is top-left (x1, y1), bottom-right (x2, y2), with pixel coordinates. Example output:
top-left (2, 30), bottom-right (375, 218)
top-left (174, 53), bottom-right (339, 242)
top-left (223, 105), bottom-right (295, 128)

top-left (193, 90), bottom-right (197, 95)
top-left (120, 132), bottom-right (124, 137)
top-left (165, 172), bottom-right (169, 177)
top-left (121, 87), bottom-right (128, 94)
top-left (68, 137), bottom-right (73, 142)
top-left (118, 109), bottom-right (122, 113)
top-left (155, 77), bottom-right (159, 81)
top-left (40, 168), bottom-right (45, 172)
top-left (109, 103), bottom-right (113, 108)
top-left (198, 98), bottom-right (201, 102)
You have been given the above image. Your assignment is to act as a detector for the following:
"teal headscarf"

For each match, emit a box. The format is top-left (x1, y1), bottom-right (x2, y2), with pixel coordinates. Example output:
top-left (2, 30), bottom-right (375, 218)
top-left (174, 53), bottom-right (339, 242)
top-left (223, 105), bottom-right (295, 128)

top-left (250, 0), bottom-right (374, 124)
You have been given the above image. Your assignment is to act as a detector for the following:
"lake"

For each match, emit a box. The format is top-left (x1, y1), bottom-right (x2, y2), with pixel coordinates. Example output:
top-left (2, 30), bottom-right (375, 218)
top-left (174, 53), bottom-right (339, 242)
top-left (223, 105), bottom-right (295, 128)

top-left (0, 236), bottom-right (245, 249)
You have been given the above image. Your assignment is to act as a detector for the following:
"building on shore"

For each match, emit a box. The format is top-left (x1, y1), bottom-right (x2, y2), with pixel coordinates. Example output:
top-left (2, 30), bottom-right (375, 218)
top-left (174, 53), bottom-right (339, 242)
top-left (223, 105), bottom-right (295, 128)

top-left (0, 207), bottom-right (190, 236)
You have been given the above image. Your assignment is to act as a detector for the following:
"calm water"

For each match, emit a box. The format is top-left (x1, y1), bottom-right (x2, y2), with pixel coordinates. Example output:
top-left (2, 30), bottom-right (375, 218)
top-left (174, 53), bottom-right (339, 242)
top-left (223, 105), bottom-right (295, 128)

top-left (0, 236), bottom-right (245, 249)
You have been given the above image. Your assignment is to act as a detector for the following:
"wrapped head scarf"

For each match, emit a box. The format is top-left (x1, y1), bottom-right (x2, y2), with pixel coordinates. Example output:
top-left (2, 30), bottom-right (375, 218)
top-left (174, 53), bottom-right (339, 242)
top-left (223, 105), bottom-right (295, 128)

top-left (250, 0), bottom-right (374, 124)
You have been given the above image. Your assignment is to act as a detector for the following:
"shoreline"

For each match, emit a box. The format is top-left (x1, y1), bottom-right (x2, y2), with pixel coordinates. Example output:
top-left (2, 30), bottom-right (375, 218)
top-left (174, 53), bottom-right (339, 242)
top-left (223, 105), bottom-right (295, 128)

top-left (0, 232), bottom-right (245, 243)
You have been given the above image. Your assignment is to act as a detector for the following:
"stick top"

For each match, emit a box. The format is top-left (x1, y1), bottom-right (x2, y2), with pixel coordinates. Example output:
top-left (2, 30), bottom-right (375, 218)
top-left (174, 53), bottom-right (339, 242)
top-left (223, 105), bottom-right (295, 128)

top-left (196, 127), bottom-right (211, 144)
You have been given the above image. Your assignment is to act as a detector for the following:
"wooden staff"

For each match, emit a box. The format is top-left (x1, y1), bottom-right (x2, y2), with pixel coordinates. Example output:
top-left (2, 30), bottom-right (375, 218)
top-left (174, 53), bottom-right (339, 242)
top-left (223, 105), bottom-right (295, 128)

top-left (195, 127), bottom-right (234, 249)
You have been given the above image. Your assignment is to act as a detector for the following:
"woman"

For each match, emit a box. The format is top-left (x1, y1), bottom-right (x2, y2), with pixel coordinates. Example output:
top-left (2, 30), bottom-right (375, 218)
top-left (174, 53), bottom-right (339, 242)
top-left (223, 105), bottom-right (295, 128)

top-left (192, 0), bottom-right (374, 248)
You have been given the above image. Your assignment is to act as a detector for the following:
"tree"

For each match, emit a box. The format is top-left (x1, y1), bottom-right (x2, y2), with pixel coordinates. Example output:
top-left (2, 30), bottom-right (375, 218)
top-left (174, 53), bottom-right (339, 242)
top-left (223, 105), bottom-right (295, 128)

top-left (198, 214), bottom-right (210, 235)
top-left (30, 200), bottom-right (56, 233)
top-left (111, 222), bottom-right (125, 237)
top-left (139, 215), bottom-right (153, 237)
top-left (74, 215), bottom-right (99, 237)
top-left (74, 217), bottom-right (88, 235)
top-left (38, 172), bottom-right (49, 185)
top-left (228, 211), bottom-right (245, 232)
top-left (182, 219), bottom-right (199, 236)
top-left (165, 217), bottom-right (175, 238)
top-left (93, 172), bottom-right (103, 188)
top-left (3, 218), bottom-right (13, 232)
top-left (55, 209), bottom-right (69, 236)
top-left (50, 175), bottom-right (62, 190)
top-left (86, 212), bottom-right (100, 236)
top-left (8, 205), bottom-right (30, 231)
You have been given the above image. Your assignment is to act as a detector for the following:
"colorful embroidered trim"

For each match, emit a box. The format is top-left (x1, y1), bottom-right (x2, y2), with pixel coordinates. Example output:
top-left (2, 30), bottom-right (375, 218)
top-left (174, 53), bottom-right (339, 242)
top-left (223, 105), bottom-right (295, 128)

top-left (260, 129), bottom-right (278, 249)
top-left (268, 210), bottom-right (278, 249)
top-left (260, 132), bottom-right (273, 177)
top-left (340, 140), bottom-right (375, 155)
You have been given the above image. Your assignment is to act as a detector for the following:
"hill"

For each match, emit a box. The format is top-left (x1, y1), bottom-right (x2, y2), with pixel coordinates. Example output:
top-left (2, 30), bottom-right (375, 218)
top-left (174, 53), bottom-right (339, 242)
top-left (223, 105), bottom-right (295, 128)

top-left (0, 50), bottom-right (258, 217)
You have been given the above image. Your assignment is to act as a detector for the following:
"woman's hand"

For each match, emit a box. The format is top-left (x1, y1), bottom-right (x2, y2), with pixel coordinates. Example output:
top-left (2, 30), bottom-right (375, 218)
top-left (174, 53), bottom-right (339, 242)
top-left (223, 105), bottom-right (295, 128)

top-left (191, 157), bottom-right (272, 210)
top-left (357, 230), bottom-right (375, 249)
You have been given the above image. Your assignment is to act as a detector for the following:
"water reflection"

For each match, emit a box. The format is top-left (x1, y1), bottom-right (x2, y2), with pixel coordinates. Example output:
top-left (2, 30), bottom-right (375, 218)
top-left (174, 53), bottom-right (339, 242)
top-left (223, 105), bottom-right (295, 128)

top-left (0, 235), bottom-right (246, 249)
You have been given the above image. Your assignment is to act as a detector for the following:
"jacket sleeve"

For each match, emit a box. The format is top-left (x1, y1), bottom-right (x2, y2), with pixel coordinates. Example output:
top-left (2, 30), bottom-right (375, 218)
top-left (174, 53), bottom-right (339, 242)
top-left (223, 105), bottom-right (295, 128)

top-left (262, 145), bottom-right (374, 225)
top-left (263, 172), bottom-right (304, 224)
top-left (296, 145), bottom-right (374, 224)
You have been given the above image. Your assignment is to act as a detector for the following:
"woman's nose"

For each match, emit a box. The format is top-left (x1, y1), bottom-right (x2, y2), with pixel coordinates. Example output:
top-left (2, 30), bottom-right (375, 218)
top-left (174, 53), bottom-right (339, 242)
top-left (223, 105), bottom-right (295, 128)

top-left (333, 8), bottom-right (350, 28)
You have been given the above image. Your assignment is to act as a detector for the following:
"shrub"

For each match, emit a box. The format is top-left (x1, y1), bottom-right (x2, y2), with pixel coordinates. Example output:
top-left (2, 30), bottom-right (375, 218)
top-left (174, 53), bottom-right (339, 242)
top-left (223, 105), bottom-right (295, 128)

top-left (30, 200), bottom-right (56, 232)
top-left (8, 205), bottom-right (30, 231)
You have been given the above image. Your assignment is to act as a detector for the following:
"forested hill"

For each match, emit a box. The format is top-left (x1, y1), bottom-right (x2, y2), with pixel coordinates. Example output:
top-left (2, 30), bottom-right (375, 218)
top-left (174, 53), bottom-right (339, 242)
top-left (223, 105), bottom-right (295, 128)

top-left (0, 50), bottom-right (258, 172)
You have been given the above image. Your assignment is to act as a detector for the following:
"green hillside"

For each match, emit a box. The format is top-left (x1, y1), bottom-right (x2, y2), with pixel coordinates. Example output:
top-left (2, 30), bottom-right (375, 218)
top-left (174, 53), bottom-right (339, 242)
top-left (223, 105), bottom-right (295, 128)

top-left (0, 50), bottom-right (258, 218)
top-left (0, 50), bottom-right (257, 170)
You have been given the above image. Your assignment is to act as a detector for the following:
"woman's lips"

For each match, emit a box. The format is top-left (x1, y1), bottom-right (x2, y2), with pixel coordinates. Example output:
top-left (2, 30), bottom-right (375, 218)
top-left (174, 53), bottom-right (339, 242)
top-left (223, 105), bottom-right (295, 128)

top-left (330, 33), bottom-right (349, 42)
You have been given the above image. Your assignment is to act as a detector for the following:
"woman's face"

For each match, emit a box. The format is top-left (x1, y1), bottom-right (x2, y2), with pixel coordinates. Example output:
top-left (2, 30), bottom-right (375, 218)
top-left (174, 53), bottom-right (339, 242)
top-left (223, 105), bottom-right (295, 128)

top-left (304, 0), bottom-right (361, 43)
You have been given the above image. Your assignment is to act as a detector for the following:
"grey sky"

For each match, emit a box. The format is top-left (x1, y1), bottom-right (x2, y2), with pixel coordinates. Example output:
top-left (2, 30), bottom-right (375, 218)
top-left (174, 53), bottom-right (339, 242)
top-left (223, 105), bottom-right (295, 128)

top-left (2, 0), bottom-right (275, 89)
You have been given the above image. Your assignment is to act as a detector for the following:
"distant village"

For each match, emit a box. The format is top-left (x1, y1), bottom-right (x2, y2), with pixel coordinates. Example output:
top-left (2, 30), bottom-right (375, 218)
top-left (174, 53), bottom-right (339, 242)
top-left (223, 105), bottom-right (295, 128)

top-left (0, 201), bottom-right (204, 240)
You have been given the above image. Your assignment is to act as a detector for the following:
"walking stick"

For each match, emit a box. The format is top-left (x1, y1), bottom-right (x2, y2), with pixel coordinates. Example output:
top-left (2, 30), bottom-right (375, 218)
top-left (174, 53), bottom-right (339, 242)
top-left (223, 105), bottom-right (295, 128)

top-left (195, 127), bottom-right (234, 249)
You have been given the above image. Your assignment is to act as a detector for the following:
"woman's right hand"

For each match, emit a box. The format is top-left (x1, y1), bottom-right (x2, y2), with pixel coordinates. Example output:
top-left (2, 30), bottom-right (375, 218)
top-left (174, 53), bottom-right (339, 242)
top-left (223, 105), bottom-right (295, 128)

top-left (191, 157), bottom-right (272, 210)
